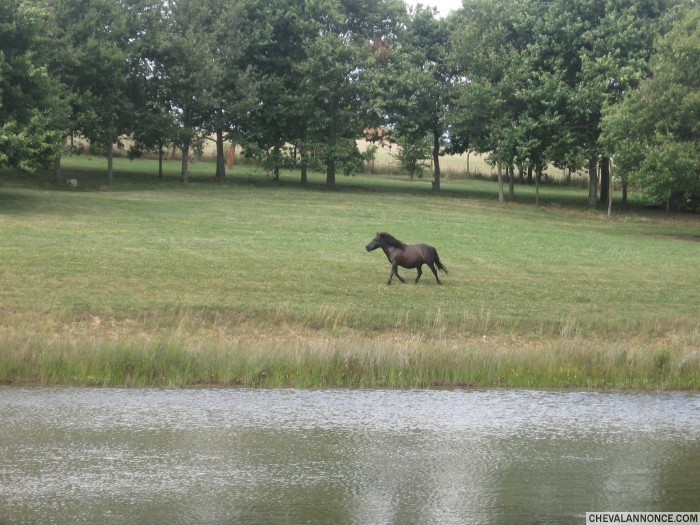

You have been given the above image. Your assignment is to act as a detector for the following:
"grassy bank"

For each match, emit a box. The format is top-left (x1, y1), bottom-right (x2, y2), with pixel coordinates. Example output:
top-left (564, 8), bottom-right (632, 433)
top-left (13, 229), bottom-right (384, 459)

top-left (1, 157), bottom-right (699, 389)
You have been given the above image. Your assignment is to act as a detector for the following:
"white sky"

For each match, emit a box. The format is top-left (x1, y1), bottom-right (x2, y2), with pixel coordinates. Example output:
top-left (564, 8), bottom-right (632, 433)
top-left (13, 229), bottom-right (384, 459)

top-left (406, 0), bottom-right (464, 17)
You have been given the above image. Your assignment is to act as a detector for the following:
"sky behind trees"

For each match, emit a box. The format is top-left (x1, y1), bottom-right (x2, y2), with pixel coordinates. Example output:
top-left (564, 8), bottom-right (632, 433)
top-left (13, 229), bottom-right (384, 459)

top-left (406, 0), bottom-right (463, 16)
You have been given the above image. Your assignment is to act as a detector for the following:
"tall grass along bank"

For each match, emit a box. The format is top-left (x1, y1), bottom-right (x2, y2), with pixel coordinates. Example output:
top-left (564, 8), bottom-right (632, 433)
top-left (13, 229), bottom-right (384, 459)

top-left (1, 160), bottom-right (699, 389)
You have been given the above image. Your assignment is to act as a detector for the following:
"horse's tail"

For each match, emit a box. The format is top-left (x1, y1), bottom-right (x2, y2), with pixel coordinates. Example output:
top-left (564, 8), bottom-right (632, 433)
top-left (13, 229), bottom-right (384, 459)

top-left (434, 249), bottom-right (448, 274)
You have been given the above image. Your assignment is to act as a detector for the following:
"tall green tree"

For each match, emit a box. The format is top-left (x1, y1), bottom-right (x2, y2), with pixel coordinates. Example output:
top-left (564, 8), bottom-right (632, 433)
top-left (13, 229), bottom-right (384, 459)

top-left (386, 5), bottom-right (455, 192)
top-left (521, 0), bottom-right (667, 207)
top-left (151, 0), bottom-right (258, 183)
top-left (126, 0), bottom-right (179, 178)
top-left (297, 0), bottom-right (404, 188)
top-left (239, 0), bottom-right (310, 183)
top-left (601, 4), bottom-right (700, 210)
top-left (0, 0), bottom-right (67, 172)
top-left (205, 0), bottom-right (259, 183)
top-left (450, 0), bottom-right (529, 201)
top-left (451, 0), bottom-right (668, 205)
top-left (53, 0), bottom-right (150, 184)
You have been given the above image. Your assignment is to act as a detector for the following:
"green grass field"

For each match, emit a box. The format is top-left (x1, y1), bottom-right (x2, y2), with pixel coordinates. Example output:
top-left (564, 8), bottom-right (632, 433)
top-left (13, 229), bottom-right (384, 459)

top-left (1, 156), bottom-right (698, 389)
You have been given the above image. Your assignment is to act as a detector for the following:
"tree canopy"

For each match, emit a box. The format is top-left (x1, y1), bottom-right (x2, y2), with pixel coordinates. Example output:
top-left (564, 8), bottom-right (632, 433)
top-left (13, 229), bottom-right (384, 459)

top-left (601, 3), bottom-right (700, 210)
top-left (0, 0), bottom-right (67, 172)
top-left (1, 0), bottom-right (696, 206)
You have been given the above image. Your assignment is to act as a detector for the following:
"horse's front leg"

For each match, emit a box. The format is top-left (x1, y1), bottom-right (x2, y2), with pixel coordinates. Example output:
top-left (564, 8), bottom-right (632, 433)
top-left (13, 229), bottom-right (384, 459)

top-left (415, 265), bottom-right (423, 283)
top-left (387, 264), bottom-right (405, 285)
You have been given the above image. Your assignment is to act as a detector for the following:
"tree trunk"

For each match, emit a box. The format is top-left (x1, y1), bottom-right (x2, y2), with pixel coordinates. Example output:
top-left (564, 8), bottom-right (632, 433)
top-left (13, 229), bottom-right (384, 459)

top-left (181, 141), bottom-right (189, 183)
top-left (508, 162), bottom-right (515, 200)
top-left (622, 177), bottom-right (628, 205)
top-left (227, 143), bottom-right (235, 169)
top-left (53, 155), bottom-right (63, 185)
top-left (106, 141), bottom-right (114, 185)
top-left (215, 130), bottom-right (226, 183)
top-left (326, 100), bottom-right (337, 189)
top-left (607, 161), bottom-right (613, 218)
top-left (600, 156), bottom-right (610, 205)
top-left (299, 143), bottom-right (308, 186)
top-left (497, 159), bottom-right (504, 202)
top-left (466, 150), bottom-right (471, 177)
top-left (326, 136), bottom-right (336, 188)
top-left (432, 129), bottom-right (440, 192)
top-left (588, 157), bottom-right (598, 207)
top-left (181, 109), bottom-right (191, 183)
top-left (535, 165), bottom-right (541, 206)
top-left (326, 159), bottom-right (336, 188)
top-left (517, 161), bottom-right (524, 185)
top-left (272, 144), bottom-right (281, 182)
top-left (527, 163), bottom-right (533, 184)
top-left (158, 142), bottom-right (164, 179)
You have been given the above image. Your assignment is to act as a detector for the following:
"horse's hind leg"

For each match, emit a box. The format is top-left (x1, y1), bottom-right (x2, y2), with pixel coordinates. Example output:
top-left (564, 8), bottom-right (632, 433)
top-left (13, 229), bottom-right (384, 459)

top-left (427, 262), bottom-right (442, 285)
top-left (415, 265), bottom-right (423, 283)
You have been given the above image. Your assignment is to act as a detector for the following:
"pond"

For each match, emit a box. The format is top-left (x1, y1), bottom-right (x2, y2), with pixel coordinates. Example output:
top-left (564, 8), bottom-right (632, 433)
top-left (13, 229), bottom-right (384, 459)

top-left (1, 387), bottom-right (698, 524)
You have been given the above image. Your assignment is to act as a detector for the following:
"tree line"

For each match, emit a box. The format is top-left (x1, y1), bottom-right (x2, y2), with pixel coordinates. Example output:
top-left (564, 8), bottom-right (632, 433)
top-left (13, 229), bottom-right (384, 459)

top-left (1, 0), bottom-right (698, 209)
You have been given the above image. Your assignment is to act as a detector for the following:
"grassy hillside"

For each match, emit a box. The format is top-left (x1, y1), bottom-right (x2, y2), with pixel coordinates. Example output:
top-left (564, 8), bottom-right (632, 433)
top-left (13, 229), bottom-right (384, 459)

top-left (1, 157), bottom-right (698, 389)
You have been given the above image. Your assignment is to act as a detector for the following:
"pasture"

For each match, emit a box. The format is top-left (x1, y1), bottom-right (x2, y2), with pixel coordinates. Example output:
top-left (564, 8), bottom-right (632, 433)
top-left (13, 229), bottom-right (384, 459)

top-left (1, 156), bottom-right (698, 389)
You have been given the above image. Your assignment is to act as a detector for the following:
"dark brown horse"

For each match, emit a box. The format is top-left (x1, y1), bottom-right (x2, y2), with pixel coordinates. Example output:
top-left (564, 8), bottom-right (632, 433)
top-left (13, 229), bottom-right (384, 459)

top-left (366, 232), bottom-right (448, 285)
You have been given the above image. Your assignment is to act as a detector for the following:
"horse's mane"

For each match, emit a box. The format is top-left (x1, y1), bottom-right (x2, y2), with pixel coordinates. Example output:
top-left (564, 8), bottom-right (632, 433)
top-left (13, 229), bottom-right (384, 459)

top-left (378, 232), bottom-right (406, 249)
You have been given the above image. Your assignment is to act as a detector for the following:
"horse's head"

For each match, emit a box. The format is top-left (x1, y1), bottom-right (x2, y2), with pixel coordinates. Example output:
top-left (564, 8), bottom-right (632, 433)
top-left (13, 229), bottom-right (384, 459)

top-left (367, 232), bottom-right (403, 251)
top-left (365, 232), bottom-right (383, 252)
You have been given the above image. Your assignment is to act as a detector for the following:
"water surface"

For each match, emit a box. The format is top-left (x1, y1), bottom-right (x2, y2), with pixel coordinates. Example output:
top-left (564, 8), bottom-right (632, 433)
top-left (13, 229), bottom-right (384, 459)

top-left (1, 387), bottom-right (698, 524)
